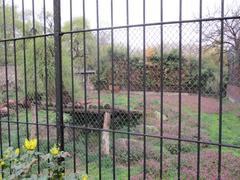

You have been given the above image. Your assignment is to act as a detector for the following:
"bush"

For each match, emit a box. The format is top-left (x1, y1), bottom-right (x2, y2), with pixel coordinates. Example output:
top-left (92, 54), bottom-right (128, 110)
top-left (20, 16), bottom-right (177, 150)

top-left (92, 47), bottom-right (228, 96)
top-left (165, 141), bottom-right (195, 155)
top-left (0, 138), bottom-right (87, 180)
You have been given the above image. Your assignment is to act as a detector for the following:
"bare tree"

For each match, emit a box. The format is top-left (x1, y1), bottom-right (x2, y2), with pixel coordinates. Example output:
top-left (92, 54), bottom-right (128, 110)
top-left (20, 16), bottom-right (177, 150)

top-left (204, 6), bottom-right (240, 101)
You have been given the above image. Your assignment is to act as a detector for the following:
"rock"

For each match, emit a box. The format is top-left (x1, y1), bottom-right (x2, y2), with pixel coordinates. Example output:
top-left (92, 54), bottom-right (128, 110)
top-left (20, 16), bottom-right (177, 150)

top-left (154, 111), bottom-right (168, 121)
top-left (8, 99), bottom-right (16, 107)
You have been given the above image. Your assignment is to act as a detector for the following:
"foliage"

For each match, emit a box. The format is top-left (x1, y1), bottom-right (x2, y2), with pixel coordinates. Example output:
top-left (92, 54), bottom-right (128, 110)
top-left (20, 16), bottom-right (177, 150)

top-left (90, 46), bottom-right (228, 95)
top-left (0, 138), bottom-right (87, 180)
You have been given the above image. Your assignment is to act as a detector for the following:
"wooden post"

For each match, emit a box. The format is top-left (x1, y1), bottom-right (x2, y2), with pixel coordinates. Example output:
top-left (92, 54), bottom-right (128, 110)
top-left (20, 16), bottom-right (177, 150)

top-left (102, 112), bottom-right (111, 156)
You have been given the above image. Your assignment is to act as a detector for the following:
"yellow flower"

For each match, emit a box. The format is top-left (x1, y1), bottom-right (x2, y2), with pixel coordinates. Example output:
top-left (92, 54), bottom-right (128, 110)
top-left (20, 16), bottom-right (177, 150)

top-left (0, 159), bottom-right (5, 167)
top-left (15, 148), bottom-right (20, 155)
top-left (82, 175), bottom-right (88, 180)
top-left (50, 145), bottom-right (60, 156)
top-left (24, 138), bottom-right (37, 151)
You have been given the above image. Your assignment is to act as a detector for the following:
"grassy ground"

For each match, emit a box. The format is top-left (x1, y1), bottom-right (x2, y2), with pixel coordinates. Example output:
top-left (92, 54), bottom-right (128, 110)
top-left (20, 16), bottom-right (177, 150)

top-left (0, 91), bottom-right (240, 179)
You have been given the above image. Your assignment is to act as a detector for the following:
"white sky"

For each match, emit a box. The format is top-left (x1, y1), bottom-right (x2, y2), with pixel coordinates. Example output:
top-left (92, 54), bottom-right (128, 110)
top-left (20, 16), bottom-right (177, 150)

top-left (11, 0), bottom-right (239, 28)
top-left (7, 0), bottom-right (240, 50)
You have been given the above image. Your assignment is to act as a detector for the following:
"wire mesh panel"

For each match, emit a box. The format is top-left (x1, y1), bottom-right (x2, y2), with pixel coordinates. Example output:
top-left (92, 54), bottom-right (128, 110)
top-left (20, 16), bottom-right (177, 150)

top-left (0, 0), bottom-right (240, 179)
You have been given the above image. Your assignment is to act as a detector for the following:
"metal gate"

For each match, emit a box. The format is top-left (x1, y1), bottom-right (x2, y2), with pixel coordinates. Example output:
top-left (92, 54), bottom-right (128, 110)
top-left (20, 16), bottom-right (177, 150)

top-left (0, 0), bottom-right (240, 179)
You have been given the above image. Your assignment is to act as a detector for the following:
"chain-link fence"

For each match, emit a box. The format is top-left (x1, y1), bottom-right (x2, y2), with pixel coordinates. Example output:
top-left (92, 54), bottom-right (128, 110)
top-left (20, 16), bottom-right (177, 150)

top-left (0, 0), bottom-right (240, 179)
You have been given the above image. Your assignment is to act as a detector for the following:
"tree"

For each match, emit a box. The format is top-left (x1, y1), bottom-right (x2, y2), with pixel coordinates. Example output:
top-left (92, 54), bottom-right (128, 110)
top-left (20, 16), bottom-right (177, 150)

top-left (204, 6), bottom-right (240, 97)
top-left (62, 17), bottom-right (96, 71)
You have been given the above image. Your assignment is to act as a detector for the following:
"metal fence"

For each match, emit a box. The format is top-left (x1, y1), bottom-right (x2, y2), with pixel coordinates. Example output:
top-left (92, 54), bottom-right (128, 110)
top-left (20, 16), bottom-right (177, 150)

top-left (0, 0), bottom-right (240, 179)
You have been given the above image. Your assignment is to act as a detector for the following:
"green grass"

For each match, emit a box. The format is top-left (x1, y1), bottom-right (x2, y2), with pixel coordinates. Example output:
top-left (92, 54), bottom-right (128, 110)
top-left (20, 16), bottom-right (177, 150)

top-left (184, 107), bottom-right (240, 156)
top-left (86, 157), bottom-right (143, 180)
top-left (98, 93), bottom-right (141, 110)
top-left (5, 110), bottom-right (71, 124)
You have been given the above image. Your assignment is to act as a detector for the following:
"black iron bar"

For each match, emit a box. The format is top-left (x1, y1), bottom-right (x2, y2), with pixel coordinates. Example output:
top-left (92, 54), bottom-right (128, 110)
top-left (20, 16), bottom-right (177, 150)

top-left (21, 0), bottom-right (29, 139)
top-left (53, 0), bottom-right (64, 151)
top-left (69, 0), bottom-right (76, 173)
top-left (0, 119), bottom-right (2, 178)
top-left (0, 16), bottom-right (239, 44)
top-left (59, 16), bottom-right (240, 35)
top-left (110, 0), bottom-right (116, 179)
top-left (2, 0), bottom-right (11, 147)
top-left (126, 0), bottom-right (131, 179)
top-left (1, 119), bottom-right (240, 150)
top-left (0, 33), bottom-right (54, 43)
top-left (218, 0), bottom-right (224, 179)
top-left (43, 0), bottom-right (49, 154)
top-left (11, 0), bottom-right (20, 148)
top-left (197, 0), bottom-right (203, 179)
top-left (160, 0), bottom-right (164, 178)
top-left (177, 0), bottom-right (183, 179)
top-left (82, 0), bottom-right (89, 174)
top-left (143, 0), bottom-right (146, 179)
top-left (32, 0), bottom-right (40, 173)
top-left (96, 0), bottom-right (102, 179)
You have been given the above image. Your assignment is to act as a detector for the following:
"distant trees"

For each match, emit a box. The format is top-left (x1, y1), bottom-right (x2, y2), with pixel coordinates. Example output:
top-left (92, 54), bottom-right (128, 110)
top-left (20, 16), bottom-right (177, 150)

top-left (204, 6), bottom-right (240, 88)
top-left (0, 1), bottom-right (97, 102)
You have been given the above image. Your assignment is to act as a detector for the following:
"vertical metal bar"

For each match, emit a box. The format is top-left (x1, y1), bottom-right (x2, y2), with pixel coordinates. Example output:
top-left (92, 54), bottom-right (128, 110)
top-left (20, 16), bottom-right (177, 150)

top-left (126, 0), bottom-right (131, 179)
top-left (0, 118), bottom-right (2, 178)
top-left (218, 0), bottom-right (224, 179)
top-left (96, 0), bottom-right (102, 179)
top-left (143, 0), bottom-right (146, 179)
top-left (69, 0), bottom-right (76, 173)
top-left (32, 0), bottom-right (40, 173)
top-left (53, 0), bottom-right (64, 151)
top-left (110, 0), bottom-right (116, 179)
top-left (160, 0), bottom-right (164, 178)
top-left (2, 0), bottom-right (11, 147)
top-left (82, 0), bottom-right (88, 174)
top-left (21, 0), bottom-right (29, 139)
top-left (197, 0), bottom-right (202, 179)
top-left (12, 0), bottom-right (20, 149)
top-left (43, 0), bottom-right (50, 153)
top-left (177, 0), bottom-right (182, 179)
top-left (0, 125), bottom-right (1, 151)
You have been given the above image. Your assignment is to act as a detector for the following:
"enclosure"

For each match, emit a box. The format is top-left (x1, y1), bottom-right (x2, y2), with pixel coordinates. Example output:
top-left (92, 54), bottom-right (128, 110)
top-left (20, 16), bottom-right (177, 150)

top-left (0, 0), bottom-right (240, 179)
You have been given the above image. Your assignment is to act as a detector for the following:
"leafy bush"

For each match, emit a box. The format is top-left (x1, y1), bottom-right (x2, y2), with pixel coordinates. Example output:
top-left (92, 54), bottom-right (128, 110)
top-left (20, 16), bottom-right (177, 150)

top-left (93, 47), bottom-right (228, 96)
top-left (165, 141), bottom-right (195, 155)
top-left (0, 138), bottom-right (87, 180)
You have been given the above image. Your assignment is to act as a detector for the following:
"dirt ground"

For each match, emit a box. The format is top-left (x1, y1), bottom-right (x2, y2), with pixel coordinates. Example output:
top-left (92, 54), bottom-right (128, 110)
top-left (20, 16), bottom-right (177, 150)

top-left (128, 91), bottom-right (240, 114)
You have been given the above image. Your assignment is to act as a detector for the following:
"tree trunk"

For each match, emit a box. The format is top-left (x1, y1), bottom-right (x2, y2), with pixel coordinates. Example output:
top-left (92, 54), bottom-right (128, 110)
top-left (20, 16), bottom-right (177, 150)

top-left (227, 49), bottom-right (240, 102)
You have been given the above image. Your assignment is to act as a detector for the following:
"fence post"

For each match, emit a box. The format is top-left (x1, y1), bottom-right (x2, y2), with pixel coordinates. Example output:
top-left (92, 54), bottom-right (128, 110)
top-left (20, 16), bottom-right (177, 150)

top-left (54, 0), bottom-right (64, 150)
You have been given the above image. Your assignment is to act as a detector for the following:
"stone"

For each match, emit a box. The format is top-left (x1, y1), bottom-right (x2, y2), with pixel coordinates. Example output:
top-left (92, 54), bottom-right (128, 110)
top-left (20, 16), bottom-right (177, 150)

top-left (154, 111), bottom-right (168, 121)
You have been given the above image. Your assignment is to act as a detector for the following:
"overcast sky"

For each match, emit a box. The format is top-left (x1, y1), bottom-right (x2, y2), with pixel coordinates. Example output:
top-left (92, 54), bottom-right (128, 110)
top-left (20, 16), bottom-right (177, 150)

top-left (8, 0), bottom-right (240, 50)
top-left (11, 0), bottom-right (239, 28)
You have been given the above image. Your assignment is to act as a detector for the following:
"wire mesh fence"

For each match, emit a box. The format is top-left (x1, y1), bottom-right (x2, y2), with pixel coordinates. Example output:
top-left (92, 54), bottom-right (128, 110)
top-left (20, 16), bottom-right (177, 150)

top-left (0, 0), bottom-right (240, 179)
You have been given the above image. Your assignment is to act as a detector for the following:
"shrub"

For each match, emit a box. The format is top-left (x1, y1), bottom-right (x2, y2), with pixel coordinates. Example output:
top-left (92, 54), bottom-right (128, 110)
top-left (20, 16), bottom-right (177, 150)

top-left (0, 138), bottom-right (87, 180)
top-left (165, 141), bottom-right (195, 155)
